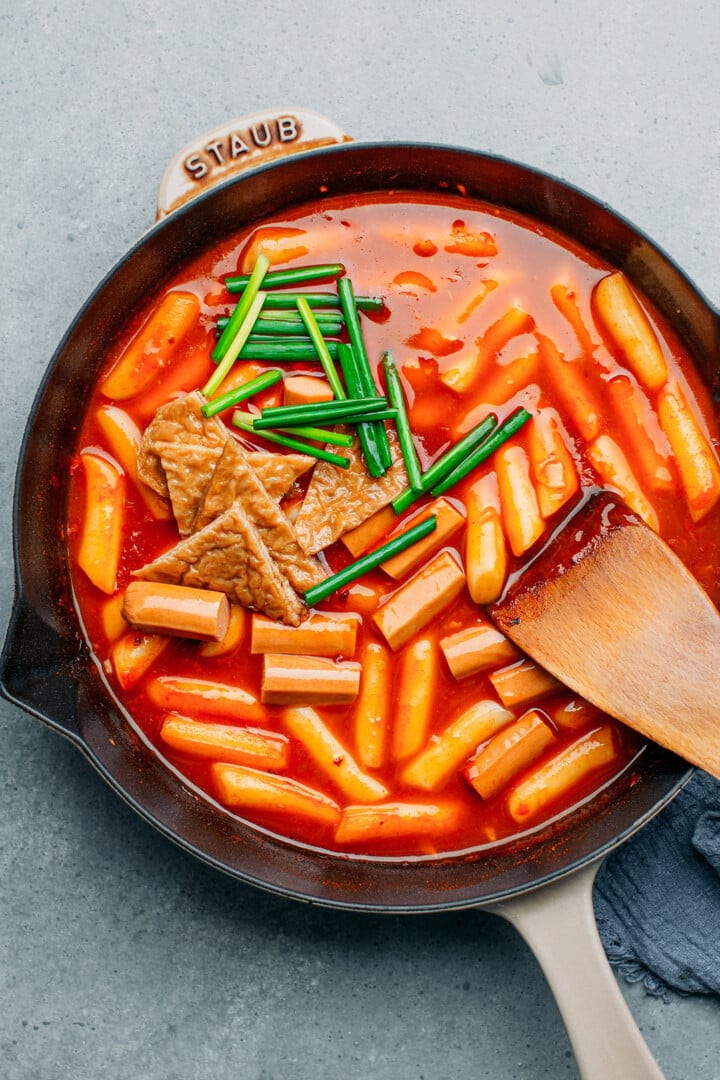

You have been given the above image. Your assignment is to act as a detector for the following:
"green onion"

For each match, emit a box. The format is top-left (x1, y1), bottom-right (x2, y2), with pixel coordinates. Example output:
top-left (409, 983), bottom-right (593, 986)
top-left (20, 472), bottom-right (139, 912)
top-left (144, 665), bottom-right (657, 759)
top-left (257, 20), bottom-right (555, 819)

top-left (252, 321), bottom-right (312, 337)
top-left (392, 414), bottom-right (500, 514)
top-left (203, 290), bottom-right (266, 398)
top-left (257, 397), bottom-right (388, 426)
top-left (337, 279), bottom-right (373, 381)
top-left (429, 407), bottom-right (532, 496)
top-left (252, 291), bottom-right (383, 311)
top-left (273, 426), bottom-right (354, 447)
top-left (254, 319), bottom-right (343, 337)
top-left (259, 408), bottom-right (397, 430)
top-left (212, 254), bottom-right (269, 362)
top-left (201, 370), bottom-right (283, 418)
top-left (232, 412), bottom-right (350, 468)
top-left (258, 308), bottom-right (342, 325)
top-left (225, 264), bottom-right (344, 292)
top-left (238, 340), bottom-right (341, 362)
top-left (246, 330), bottom-right (332, 342)
top-left (210, 340), bottom-right (342, 364)
top-left (303, 516), bottom-right (438, 606)
top-left (377, 435), bottom-right (393, 470)
top-left (332, 343), bottom-right (387, 479)
top-left (296, 297), bottom-right (346, 400)
top-left (381, 351), bottom-right (423, 492)
top-left (338, 279), bottom-right (392, 470)
top-left (257, 307), bottom-right (345, 323)
top-left (216, 313), bottom-right (344, 334)
top-left (253, 322), bottom-right (342, 337)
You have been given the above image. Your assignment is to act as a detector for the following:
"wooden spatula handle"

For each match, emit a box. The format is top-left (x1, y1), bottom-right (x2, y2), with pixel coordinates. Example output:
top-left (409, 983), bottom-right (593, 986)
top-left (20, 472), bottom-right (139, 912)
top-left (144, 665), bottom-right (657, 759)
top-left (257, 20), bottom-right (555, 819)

top-left (492, 496), bottom-right (720, 779)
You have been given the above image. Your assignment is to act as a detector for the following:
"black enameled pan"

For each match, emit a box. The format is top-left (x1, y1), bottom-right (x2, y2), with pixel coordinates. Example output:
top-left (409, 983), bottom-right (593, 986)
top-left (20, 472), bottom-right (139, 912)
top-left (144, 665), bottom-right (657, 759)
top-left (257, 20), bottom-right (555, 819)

top-left (3, 108), bottom-right (717, 1080)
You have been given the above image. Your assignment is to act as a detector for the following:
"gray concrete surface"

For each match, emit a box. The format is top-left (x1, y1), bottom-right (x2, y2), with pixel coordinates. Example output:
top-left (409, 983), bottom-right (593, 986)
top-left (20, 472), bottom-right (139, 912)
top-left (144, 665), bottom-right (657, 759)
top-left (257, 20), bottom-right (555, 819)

top-left (1, 2), bottom-right (719, 1077)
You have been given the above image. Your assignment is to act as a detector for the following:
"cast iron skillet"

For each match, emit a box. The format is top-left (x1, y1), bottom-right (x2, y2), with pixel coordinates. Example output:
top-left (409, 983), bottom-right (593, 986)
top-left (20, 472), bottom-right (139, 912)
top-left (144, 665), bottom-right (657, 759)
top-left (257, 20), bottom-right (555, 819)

top-left (2, 109), bottom-right (717, 1079)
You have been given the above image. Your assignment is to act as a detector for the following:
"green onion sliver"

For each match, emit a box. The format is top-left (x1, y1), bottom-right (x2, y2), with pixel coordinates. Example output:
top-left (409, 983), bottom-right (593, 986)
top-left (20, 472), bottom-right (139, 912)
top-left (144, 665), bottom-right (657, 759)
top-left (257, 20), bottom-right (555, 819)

top-left (225, 264), bottom-right (344, 292)
top-left (203, 290), bottom-right (266, 398)
top-left (304, 516), bottom-right (438, 607)
top-left (392, 413), bottom-right (499, 514)
top-left (232, 413), bottom-right (350, 468)
top-left (212, 254), bottom-right (269, 363)
top-left (244, 321), bottom-right (314, 337)
top-left (251, 319), bottom-right (341, 337)
top-left (257, 307), bottom-right (345, 324)
top-left (297, 297), bottom-right (346, 399)
top-left (337, 279), bottom-right (392, 470)
top-left (253, 291), bottom-right (382, 311)
top-left (217, 313), bottom-right (343, 335)
top-left (201, 369), bottom-right (283, 418)
top-left (381, 351), bottom-right (422, 491)
top-left (257, 396), bottom-right (388, 426)
top-left (261, 408), bottom-right (397, 430)
top-left (274, 425), bottom-right (354, 447)
top-left (337, 344), bottom-right (386, 478)
top-left (220, 340), bottom-right (341, 363)
top-left (429, 408), bottom-right (533, 496)
top-left (337, 278), bottom-right (373, 385)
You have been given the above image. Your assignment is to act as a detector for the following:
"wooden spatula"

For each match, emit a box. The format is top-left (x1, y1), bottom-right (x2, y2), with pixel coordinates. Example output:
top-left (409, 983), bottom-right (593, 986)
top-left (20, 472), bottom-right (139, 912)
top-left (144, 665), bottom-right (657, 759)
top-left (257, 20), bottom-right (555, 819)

top-left (490, 493), bottom-right (720, 778)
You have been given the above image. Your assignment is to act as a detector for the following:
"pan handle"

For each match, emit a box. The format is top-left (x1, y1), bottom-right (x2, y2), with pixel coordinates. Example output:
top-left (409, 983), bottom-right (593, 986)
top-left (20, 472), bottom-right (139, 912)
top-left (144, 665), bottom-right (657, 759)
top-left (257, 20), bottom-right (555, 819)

top-left (0, 591), bottom-right (86, 747)
top-left (156, 108), bottom-right (350, 219)
top-left (488, 861), bottom-right (664, 1080)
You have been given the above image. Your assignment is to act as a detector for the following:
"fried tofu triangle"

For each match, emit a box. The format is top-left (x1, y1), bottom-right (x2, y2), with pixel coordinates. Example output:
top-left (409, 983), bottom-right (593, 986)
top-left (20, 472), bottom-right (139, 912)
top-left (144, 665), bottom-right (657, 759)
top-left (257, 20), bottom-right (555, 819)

top-left (245, 452), bottom-right (315, 500)
top-left (294, 429), bottom-right (408, 554)
top-left (137, 391), bottom-right (314, 514)
top-left (155, 441), bottom-right (224, 537)
top-left (134, 502), bottom-right (307, 626)
top-left (196, 438), bottom-right (325, 594)
top-left (137, 390), bottom-right (226, 500)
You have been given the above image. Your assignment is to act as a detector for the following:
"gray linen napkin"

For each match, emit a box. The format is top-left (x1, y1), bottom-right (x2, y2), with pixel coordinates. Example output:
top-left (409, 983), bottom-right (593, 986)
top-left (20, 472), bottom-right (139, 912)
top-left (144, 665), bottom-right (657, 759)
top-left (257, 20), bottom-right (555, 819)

top-left (593, 771), bottom-right (720, 997)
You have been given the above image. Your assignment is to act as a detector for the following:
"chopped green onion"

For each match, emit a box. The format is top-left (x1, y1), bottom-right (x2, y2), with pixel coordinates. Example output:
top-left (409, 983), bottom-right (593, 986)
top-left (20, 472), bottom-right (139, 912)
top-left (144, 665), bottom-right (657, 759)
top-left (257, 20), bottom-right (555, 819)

top-left (392, 414), bottom-right (499, 514)
top-left (232, 412), bottom-right (350, 468)
top-left (225, 264), bottom-right (344, 292)
top-left (201, 370), bottom-right (283, 418)
top-left (212, 254), bottom-right (269, 362)
top-left (429, 407), bottom-right (532, 496)
top-left (303, 516), bottom-right (438, 606)
top-left (256, 307), bottom-right (346, 323)
top-left (211, 340), bottom-right (342, 364)
top-left (249, 291), bottom-right (383, 311)
top-left (381, 351), bottom-right (423, 491)
top-left (337, 278), bottom-right (392, 470)
top-left (273, 426), bottom-right (354, 447)
top-left (337, 279), bottom-right (373, 379)
top-left (246, 330), bottom-right (336, 342)
top-left (253, 323), bottom-right (343, 338)
top-left (239, 320), bottom-right (313, 337)
top-left (216, 313), bottom-right (344, 334)
top-left (254, 319), bottom-right (343, 337)
top-left (297, 297), bottom-right (346, 400)
top-left (203, 290), bottom-right (266, 398)
top-left (337, 343), bottom-right (386, 478)
top-left (237, 340), bottom-right (341, 362)
top-left (259, 408), bottom-right (397, 430)
top-left (257, 396), bottom-right (388, 426)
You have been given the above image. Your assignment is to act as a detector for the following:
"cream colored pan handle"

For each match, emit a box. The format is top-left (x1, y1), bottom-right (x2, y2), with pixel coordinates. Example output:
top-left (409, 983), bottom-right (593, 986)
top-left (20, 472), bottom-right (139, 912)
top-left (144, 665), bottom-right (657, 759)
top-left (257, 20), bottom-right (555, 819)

top-left (489, 860), bottom-right (664, 1080)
